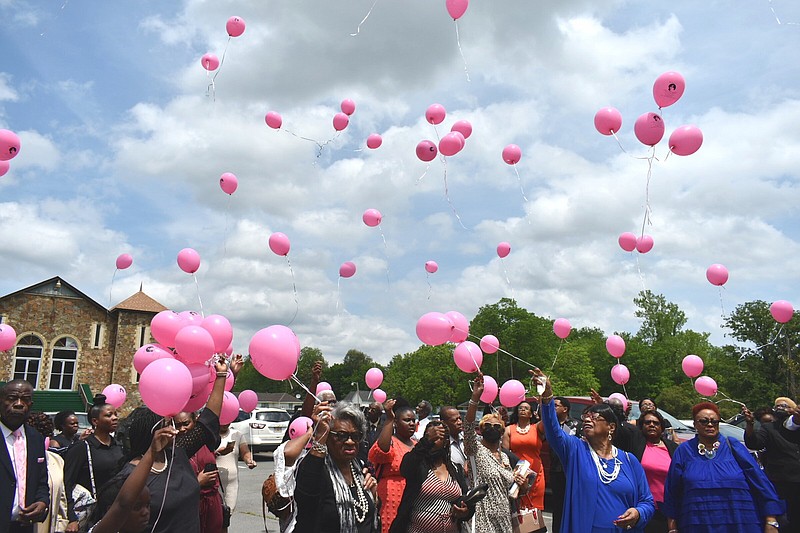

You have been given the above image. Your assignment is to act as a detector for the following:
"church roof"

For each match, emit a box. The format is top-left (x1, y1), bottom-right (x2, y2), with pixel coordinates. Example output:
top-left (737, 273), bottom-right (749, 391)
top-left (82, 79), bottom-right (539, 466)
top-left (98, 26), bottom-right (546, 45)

top-left (111, 287), bottom-right (168, 313)
top-left (0, 276), bottom-right (107, 313)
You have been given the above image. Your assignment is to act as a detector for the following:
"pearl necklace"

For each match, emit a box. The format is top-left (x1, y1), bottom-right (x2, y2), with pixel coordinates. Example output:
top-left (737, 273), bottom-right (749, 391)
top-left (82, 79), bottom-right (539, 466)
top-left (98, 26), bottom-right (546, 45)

top-left (150, 455), bottom-right (168, 474)
top-left (589, 445), bottom-right (621, 484)
top-left (350, 462), bottom-right (369, 523)
top-left (698, 440), bottom-right (720, 459)
top-left (515, 423), bottom-right (531, 435)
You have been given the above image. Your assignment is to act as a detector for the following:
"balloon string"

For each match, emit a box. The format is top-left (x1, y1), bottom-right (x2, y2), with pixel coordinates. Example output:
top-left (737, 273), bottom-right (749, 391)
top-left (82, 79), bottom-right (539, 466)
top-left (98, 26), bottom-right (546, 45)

top-left (336, 276), bottom-right (342, 313)
top-left (150, 420), bottom-right (177, 533)
top-left (768, 0), bottom-right (800, 24)
top-left (193, 274), bottom-right (204, 317)
top-left (500, 258), bottom-right (515, 300)
top-left (286, 256), bottom-right (299, 325)
top-left (717, 286), bottom-right (726, 318)
top-left (715, 391), bottom-right (746, 407)
top-left (426, 272), bottom-right (432, 300)
top-left (640, 147), bottom-right (656, 237)
top-left (223, 194), bottom-right (231, 257)
top-left (109, 269), bottom-right (118, 309)
top-left (634, 254), bottom-right (647, 293)
top-left (462, 330), bottom-right (537, 370)
top-left (610, 131), bottom-right (628, 154)
top-left (441, 158), bottom-right (468, 229)
top-left (512, 164), bottom-right (529, 203)
top-left (205, 69), bottom-right (216, 102)
top-left (212, 36), bottom-right (231, 83)
top-left (351, 0), bottom-right (380, 36)
top-left (752, 324), bottom-right (784, 351)
top-left (433, 125), bottom-right (441, 142)
top-left (453, 20), bottom-right (471, 82)
top-left (290, 373), bottom-right (321, 403)
top-left (550, 340), bottom-right (564, 372)
top-left (416, 163), bottom-right (431, 184)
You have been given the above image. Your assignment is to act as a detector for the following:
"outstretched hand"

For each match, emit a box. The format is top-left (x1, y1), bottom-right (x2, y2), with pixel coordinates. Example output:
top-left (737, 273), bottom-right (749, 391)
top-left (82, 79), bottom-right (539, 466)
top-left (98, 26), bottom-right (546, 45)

top-left (528, 368), bottom-right (552, 399)
top-left (384, 399), bottom-right (397, 420)
top-left (471, 373), bottom-right (485, 402)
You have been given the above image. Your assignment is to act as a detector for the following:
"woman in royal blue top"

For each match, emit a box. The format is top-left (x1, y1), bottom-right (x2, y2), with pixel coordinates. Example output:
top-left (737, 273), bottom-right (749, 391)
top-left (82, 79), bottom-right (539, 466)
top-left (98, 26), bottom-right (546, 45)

top-left (533, 369), bottom-right (654, 532)
top-left (662, 402), bottom-right (784, 533)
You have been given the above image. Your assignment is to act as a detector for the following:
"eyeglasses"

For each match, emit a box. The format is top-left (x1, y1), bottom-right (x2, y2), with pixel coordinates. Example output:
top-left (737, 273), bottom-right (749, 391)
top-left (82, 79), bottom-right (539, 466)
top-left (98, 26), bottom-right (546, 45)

top-left (329, 430), bottom-right (364, 443)
top-left (581, 413), bottom-right (607, 422)
top-left (642, 420), bottom-right (661, 426)
top-left (695, 418), bottom-right (720, 426)
top-left (774, 403), bottom-right (790, 410)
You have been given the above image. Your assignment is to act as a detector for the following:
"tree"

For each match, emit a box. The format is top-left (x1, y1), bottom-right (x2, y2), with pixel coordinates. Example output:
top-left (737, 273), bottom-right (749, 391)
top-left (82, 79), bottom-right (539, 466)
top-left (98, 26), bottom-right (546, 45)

top-left (326, 349), bottom-right (379, 399)
top-left (384, 344), bottom-right (471, 407)
top-left (634, 290), bottom-right (687, 343)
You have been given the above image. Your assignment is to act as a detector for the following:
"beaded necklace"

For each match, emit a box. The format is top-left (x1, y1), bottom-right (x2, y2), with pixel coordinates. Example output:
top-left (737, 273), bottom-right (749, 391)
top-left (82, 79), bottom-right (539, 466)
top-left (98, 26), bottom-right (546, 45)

top-left (697, 440), bottom-right (720, 459)
top-left (589, 445), bottom-right (621, 484)
top-left (515, 423), bottom-right (531, 435)
top-left (349, 462), bottom-right (369, 523)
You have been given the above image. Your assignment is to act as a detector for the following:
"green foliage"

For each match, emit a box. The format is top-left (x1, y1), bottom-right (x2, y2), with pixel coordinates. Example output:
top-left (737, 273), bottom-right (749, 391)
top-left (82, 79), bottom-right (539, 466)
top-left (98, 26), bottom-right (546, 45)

top-left (634, 290), bottom-right (687, 343)
top-left (325, 349), bottom-right (379, 399)
top-left (383, 344), bottom-right (471, 407)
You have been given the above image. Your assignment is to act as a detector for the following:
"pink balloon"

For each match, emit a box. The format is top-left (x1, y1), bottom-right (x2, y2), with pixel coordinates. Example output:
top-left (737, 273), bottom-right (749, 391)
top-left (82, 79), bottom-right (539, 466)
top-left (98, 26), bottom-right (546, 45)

top-left (249, 325), bottom-right (301, 381)
top-left (425, 104), bottom-right (446, 125)
top-left (608, 393), bottom-right (629, 412)
top-left (618, 232), bottom-right (637, 252)
top-left (102, 384), bottom-right (127, 409)
top-left (416, 312), bottom-right (454, 346)
top-left (446, 311), bottom-right (469, 343)
top-left (339, 261), bottom-right (356, 278)
top-left (186, 363), bottom-right (213, 396)
top-left (268, 232), bottom-right (291, 256)
top-left (265, 111), bottom-right (283, 129)
top-left (594, 107), bottom-right (623, 136)
top-left (499, 379), bottom-right (526, 408)
top-left (636, 235), bottom-right (654, 254)
top-left (226, 16), bottom-right (246, 37)
top-left (497, 242), bottom-right (511, 259)
top-left (373, 389), bottom-right (387, 403)
top-left (225, 372), bottom-right (235, 393)
top-left (238, 390), bottom-right (258, 413)
top-left (770, 300), bottom-right (794, 324)
top-left (425, 261), bottom-right (438, 274)
top-left (316, 381), bottom-right (332, 395)
top-left (183, 384), bottom-right (212, 413)
top-left (115, 253), bottom-right (133, 270)
top-left (416, 140), bottom-right (438, 162)
top-left (669, 125), bottom-right (703, 156)
top-left (439, 132), bottom-right (463, 157)
top-left (289, 416), bottom-right (313, 439)
top-left (219, 172), bottom-right (238, 195)
top-left (151, 311), bottom-right (187, 347)
top-left (362, 208), bottom-right (382, 227)
top-left (706, 264), bottom-right (729, 286)
top-left (502, 144), bottom-right (522, 165)
top-left (220, 391), bottom-right (240, 425)
top-left (653, 71), bottom-right (686, 108)
top-left (446, 0), bottom-right (469, 20)
top-left (201, 314), bottom-right (233, 354)
top-left (201, 53), bottom-right (220, 71)
top-left (133, 343), bottom-right (173, 374)
top-left (174, 325), bottom-right (216, 365)
top-left (451, 120), bottom-right (473, 139)
top-left (365, 367), bottom-right (384, 389)
top-left (333, 112), bottom-right (350, 132)
top-left (177, 248), bottom-right (201, 274)
top-left (0, 129), bottom-right (20, 161)
top-left (0, 161), bottom-right (9, 177)
top-left (0, 324), bottom-right (17, 351)
top-left (366, 133), bottom-right (382, 149)
top-left (179, 310), bottom-right (204, 326)
top-left (341, 99), bottom-right (356, 116)
top-left (139, 358), bottom-right (193, 417)
top-left (634, 112), bottom-right (665, 146)
top-left (553, 318), bottom-right (571, 340)
top-left (453, 341), bottom-right (483, 373)
top-left (479, 335), bottom-right (499, 354)
top-left (224, 343), bottom-right (233, 357)
top-left (606, 335), bottom-right (626, 358)
top-left (681, 354), bottom-right (704, 378)
top-left (694, 376), bottom-right (718, 397)
top-left (480, 375), bottom-right (499, 403)
top-left (611, 364), bottom-right (630, 385)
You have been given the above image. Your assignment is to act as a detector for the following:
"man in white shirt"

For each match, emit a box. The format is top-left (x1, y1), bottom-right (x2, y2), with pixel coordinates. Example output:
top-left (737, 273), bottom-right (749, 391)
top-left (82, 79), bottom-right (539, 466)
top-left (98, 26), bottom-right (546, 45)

top-left (440, 406), bottom-right (466, 468)
top-left (413, 400), bottom-right (433, 441)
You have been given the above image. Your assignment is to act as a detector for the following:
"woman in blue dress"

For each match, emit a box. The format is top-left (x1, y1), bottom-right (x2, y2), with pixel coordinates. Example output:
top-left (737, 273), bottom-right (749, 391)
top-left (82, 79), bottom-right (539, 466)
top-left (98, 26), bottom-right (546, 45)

top-left (532, 369), bottom-right (655, 532)
top-left (662, 402), bottom-right (783, 533)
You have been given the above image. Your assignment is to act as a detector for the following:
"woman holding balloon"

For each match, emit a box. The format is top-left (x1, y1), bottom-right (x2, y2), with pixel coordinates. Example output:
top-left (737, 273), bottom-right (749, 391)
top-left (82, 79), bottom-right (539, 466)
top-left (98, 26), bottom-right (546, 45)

top-left (502, 401), bottom-right (546, 514)
top-left (369, 399), bottom-right (416, 533)
top-left (662, 402), bottom-right (784, 533)
top-left (533, 368), bottom-right (655, 532)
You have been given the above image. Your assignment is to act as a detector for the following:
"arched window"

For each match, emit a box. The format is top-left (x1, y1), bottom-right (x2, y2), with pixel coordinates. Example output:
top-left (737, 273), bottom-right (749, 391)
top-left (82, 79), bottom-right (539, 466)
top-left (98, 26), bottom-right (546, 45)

top-left (14, 335), bottom-right (43, 389)
top-left (49, 336), bottom-right (78, 390)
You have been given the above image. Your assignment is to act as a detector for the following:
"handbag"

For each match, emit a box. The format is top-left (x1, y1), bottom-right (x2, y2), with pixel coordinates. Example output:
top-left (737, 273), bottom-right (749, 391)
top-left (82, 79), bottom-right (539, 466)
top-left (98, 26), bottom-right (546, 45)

top-left (511, 507), bottom-right (546, 533)
top-left (72, 441), bottom-right (97, 531)
top-left (262, 473), bottom-right (293, 520)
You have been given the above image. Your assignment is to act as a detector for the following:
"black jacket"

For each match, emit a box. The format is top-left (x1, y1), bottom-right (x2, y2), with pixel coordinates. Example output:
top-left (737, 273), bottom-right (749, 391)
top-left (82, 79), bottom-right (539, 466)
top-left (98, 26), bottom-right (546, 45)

top-left (0, 424), bottom-right (50, 533)
top-left (743, 419), bottom-right (800, 483)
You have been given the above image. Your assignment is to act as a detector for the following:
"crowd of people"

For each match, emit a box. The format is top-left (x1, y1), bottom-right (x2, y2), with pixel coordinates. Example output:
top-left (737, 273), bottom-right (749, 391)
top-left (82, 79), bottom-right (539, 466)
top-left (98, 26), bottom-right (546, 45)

top-left (3, 359), bottom-right (800, 533)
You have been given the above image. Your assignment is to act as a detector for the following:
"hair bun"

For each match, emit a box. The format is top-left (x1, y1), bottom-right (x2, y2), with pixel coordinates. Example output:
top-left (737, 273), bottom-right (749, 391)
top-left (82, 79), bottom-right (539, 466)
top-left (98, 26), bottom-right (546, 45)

top-left (93, 393), bottom-right (108, 407)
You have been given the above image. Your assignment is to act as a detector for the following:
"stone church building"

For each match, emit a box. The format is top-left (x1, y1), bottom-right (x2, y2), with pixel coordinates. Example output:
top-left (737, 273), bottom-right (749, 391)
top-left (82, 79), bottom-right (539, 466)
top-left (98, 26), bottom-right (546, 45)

top-left (0, 276), bottom-right (166, 413)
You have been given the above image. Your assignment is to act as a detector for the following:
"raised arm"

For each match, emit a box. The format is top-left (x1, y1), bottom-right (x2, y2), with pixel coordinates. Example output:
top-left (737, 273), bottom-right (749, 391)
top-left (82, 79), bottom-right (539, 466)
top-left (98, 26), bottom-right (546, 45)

top-left (374, 399), bottom-right (396, 454)
top-left (301, 361), bottom-right (323, 418)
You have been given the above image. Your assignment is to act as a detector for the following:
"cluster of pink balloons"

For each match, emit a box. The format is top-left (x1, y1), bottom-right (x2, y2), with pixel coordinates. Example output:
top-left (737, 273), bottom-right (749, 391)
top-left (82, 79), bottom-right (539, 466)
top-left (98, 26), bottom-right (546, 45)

top-left (605, 334), bottom-right (629, 385)
top-left (618, 233), bottom-right (654, 254)
top-left (595, 72), bottom-right (703, 156)
top-left (249, 324), bottom-right (301, 381)
top-left (416, 105), bottom-right (473, 161)
top-left (219, 172), bottom-right (238, 195)
top-left (365, 368), bottom-right (386, 402)
top-left (445, 0), bottom-right (469, 20)
top-left (705, 264), bottom-right (729, 286)
top-left (333, 99), bottom-right (356, 132)
top-left (415, 310), bottom-right (469, 346)
top-left (200, 16), bottom-right (246, 71)
top-left (115, 253), bottom-right (133, 270)
top-left (770, 300), bottom-right (794, 323)
top-left (680, 354), bottom-right (717, 396)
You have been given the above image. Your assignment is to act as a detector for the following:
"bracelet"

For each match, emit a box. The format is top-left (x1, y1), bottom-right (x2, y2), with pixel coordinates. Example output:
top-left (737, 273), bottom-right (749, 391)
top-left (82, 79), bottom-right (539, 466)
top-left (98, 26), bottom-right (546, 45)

top-left (540, 395), bottom-right (553, 403)
top-left (468, 399), bottom-right (479, 406)
top-left (668, 530), bottom-right (678, 533)
top-left (310, 440), bottom-right (327, 455)
top-left (216, 372), bottom-right (228, 378)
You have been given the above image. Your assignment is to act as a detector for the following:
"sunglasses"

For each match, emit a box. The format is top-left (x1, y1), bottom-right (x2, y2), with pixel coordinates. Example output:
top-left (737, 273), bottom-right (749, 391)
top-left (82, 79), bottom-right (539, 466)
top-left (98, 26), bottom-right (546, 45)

top-left (483, 423), bottom-right (503, 431)
top-left (695, 418), bottom-right (720, 426)
top-left (642, 420), bottom-right (661, 426)
top-left (329, 430), bottom-right (364, 443)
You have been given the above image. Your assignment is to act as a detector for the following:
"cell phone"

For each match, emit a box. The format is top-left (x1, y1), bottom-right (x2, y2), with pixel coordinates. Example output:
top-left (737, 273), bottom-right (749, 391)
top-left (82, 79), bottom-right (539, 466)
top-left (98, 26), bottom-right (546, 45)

top-left (203, 463), bottom-right (218, 473)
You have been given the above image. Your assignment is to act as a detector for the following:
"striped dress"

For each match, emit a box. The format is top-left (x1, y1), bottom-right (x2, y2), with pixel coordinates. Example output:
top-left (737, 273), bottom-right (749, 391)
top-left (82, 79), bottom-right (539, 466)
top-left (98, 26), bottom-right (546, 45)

top-left (407, 470), bottom-right (462, 533)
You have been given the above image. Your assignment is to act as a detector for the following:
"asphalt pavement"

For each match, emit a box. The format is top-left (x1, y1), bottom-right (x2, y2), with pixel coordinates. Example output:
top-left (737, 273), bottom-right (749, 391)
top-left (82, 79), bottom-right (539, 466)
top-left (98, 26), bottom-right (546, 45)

top-left (227, 451), bottom-right (553, 533)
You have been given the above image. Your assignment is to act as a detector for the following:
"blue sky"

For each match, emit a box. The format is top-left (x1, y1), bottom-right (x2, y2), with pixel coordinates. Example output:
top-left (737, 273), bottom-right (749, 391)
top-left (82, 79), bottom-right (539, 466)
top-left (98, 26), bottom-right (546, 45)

top-left (1, 0), bottom-right (799, 366)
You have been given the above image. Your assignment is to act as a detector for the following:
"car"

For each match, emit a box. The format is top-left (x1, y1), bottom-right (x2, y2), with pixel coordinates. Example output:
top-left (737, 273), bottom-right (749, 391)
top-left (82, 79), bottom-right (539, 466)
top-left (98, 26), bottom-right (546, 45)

top-left (46, 411), bottom-right (92, 433)
top-left (230, 408), bottom-right (291, 453)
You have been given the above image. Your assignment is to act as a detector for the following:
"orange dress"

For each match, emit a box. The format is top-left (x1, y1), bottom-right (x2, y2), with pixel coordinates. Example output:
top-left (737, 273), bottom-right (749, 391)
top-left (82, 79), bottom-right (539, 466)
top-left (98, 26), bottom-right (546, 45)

top-left (368, 435), bottom-right (413, 533)
top-left (508, 423), bottom-right (545, 510)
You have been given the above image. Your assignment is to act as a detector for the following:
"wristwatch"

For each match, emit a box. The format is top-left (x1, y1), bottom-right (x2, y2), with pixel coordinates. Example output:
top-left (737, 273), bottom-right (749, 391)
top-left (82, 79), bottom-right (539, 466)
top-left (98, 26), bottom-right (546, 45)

top-left (766, 521), bottom-right (780, 529)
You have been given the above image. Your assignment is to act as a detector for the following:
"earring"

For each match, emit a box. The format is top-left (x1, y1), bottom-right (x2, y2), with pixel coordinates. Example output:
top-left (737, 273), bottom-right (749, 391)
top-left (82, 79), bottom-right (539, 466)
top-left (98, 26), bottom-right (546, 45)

top-left (608, 432), bottom-right (613, 441)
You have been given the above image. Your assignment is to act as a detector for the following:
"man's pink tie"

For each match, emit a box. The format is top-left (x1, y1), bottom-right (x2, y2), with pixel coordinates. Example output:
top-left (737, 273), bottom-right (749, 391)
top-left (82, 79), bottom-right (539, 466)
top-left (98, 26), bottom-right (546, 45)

top-left (13, 428), bottom-right (26, 508)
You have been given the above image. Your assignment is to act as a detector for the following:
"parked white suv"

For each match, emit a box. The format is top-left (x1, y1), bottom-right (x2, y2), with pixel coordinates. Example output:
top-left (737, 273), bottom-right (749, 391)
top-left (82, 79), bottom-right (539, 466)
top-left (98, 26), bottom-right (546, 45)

top-left (230, 408), bottom-right (291, 453)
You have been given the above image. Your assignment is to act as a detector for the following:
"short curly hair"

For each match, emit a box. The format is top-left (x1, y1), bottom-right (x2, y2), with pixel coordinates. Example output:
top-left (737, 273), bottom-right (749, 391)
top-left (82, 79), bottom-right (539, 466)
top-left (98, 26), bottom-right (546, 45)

top-left (27, 411), bottom-right (55, 438)
top-left (691, 401), bottom-right (720, 419)
top-left (479, 413), bottom-right (505, 430)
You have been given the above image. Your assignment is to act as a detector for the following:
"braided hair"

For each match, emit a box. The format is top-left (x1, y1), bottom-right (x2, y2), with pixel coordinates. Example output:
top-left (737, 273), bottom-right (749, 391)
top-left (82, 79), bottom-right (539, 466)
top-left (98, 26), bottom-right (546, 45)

top-left (26, 411), bottom-right (55, 438)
